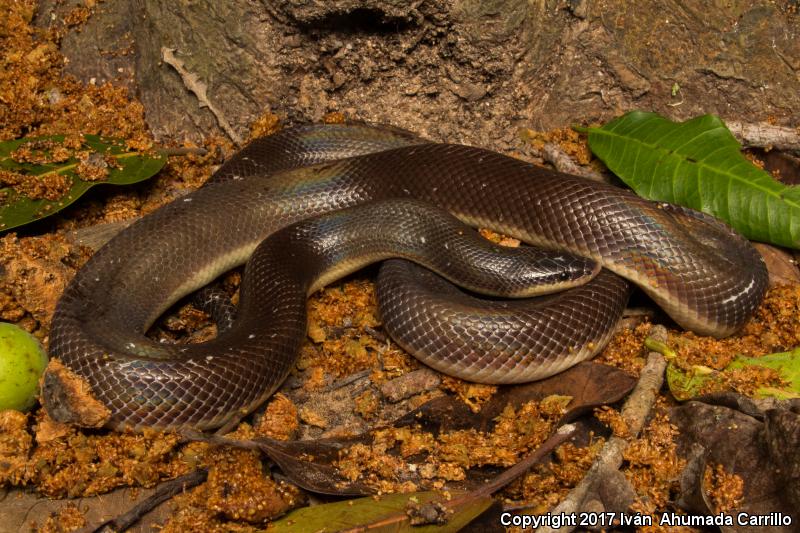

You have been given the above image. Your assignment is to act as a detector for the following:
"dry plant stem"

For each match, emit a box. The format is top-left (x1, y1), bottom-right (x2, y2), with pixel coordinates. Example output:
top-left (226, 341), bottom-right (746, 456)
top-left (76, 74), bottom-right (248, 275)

top-left (539, 143), bottom-right (607, 182)
top-left (324, 369), bottom-right (372, 392)
top-left (535, 325), bottom-right (668, 533)
top-left (475, 423), bottom-right (577, 498)
top-left (161, 47), bottom-right (243, 146)
top-left (431, 425), bottom-right (579, 526)
top-left (81, 468), bottom-right (208, 533)
top-left (160, 147), bottom-right (209, 156)
top-left (727, 121), bottom-right (800, 152)
top-left (180, 425), bottom-right (577, 502)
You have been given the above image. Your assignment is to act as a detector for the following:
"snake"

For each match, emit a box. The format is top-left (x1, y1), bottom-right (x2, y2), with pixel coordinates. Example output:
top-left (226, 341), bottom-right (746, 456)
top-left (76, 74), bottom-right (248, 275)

top-left (42, 123), bottom-right (768, 431)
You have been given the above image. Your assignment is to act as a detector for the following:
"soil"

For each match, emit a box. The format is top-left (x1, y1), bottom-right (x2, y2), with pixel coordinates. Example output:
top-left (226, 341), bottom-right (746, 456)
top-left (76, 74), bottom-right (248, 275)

top-left (1, 2), bottom-right (799, 532)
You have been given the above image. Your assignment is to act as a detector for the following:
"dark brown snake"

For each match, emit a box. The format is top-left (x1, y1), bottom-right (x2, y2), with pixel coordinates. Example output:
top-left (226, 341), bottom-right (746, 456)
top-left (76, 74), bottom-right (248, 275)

top-left (43, 124), bottom-right (768, 431)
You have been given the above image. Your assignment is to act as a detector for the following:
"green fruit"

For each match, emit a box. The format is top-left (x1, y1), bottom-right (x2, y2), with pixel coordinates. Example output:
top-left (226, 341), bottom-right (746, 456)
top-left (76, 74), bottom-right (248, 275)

top-left (0, 322), bottom-right (49, 412)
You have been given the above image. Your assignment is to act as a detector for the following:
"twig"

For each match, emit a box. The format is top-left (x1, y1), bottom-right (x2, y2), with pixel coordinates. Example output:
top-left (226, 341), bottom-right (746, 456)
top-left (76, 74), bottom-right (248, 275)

top-left (324, 369), bottom-right (372, 392)
top-left (415, 424), bottom-right (580, 528)
top-left (83, 468), bottom-right (208, 533)
top-left (726, 120), bottom-right (800, 152)
top-left (535, 325), bottom-right (668, 533)
top-left (475, 423), bottom-right (577, 497)
top-left (160, 147), bottom-right (209, 156)
top-left (532, 142), bottom-right (607, 182)
top-left (161, 47), bottom-right (243, 146)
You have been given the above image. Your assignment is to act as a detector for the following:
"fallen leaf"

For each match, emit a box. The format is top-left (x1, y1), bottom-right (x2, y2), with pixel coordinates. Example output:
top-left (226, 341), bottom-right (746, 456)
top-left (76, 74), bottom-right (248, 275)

top-left (393, 362), bottom-right (637, 433)
top-left (264, 426), bottom-right (577, 533)
top-left (2, 484), bottom-right (174, 533)
top-left (670, 400), bottom-right (800, 531)
top-left (752, 242), bottom-right (800, 287)
top-left (267, 490), bottom-right (492, 533)
top-left (184, 363), bottom-right (634, 496)
top-left (0, 135), bottom-right (165, 232)
top-left (667, 349), bottom-right (800, 401)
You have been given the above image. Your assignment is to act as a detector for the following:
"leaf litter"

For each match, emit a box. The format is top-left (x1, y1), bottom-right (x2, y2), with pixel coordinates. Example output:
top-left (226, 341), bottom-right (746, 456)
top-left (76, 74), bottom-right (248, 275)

top-left (1, 3), bottom-right (800, 532)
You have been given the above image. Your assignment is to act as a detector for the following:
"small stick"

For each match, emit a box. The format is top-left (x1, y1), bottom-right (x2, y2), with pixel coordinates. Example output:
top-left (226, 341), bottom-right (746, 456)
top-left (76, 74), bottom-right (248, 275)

top-left (160, 147), bottom-right (209, 156)
top-left (726, 121), bottom-right (800, 152)
top-left (324, 369), bottom-right (372, 392)
top-left (82, 468), bottom-right (208, 533)
top-left (525, 138), bottom-right (608, 182)
top-left (540, 143), bottom-right (607, 182)
top-left (474, 423), bottom-right (577, 498)
top-left (535, 325), bottom-right (668, 533)
top-left (161, 47), bottom-right (243, 146)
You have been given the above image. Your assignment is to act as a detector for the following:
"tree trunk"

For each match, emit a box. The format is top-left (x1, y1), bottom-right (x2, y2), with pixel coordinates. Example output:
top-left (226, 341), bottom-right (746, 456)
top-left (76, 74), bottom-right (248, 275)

top-left (36, 0), bottom-right (799, 149)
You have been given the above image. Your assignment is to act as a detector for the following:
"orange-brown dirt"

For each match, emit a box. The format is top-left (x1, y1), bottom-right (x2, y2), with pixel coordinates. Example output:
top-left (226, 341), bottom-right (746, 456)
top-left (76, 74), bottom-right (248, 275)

top-left (1, 3), bottom-right (795, 531)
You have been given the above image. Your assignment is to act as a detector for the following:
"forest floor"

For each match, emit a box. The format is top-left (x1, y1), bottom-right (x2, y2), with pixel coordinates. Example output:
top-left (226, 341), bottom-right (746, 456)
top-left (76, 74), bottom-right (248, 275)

top-left (1, 3), bottom-right (798, 532)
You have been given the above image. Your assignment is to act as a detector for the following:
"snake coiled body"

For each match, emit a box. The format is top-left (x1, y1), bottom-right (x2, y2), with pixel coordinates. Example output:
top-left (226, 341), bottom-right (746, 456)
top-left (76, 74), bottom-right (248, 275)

top-left (44, 124), bottom-right (768, 431)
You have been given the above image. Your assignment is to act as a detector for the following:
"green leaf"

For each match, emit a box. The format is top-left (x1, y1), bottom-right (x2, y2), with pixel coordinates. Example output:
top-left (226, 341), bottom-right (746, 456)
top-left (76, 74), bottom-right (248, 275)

top-left (268, 490), bottom-right (492, 533)
top-left (667, 347), bottom-right (800, 401)
top-left (666, 363), bottom-right (714, 401)
top-left (728, 349), bottom-right (800, 399)
top-left (0, 135), bottom-right (166, 232)
top-left (587, 111), bottom-right (800, 248)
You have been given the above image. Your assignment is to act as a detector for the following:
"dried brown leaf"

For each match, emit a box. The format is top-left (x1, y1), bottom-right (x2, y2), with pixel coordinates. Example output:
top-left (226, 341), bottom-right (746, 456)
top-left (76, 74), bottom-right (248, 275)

top-left (670, 400), bottom-right (800, 531)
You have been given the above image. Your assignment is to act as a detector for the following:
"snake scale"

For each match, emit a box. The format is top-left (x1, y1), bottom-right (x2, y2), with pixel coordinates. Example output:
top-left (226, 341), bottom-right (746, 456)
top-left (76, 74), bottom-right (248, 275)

top-left (43, 124), bottom-right (768, 431)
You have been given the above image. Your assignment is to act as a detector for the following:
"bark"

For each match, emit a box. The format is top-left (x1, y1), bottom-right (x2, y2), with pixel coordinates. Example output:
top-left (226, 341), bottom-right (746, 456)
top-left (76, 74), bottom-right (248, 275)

top-left (36, 0), bottom-right (799, 149)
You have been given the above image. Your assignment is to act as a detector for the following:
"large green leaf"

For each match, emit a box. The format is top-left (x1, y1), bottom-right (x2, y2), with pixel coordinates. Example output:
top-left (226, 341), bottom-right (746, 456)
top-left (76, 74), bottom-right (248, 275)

top-left (0, 135), bottom-right (166, 232)
top-left (588, 111), bottom-right (800, 248)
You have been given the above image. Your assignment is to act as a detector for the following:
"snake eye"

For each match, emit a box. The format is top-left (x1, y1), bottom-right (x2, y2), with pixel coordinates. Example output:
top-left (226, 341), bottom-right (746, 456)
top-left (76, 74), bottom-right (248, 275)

top-left (559, 271), bottom-right (571, 281)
